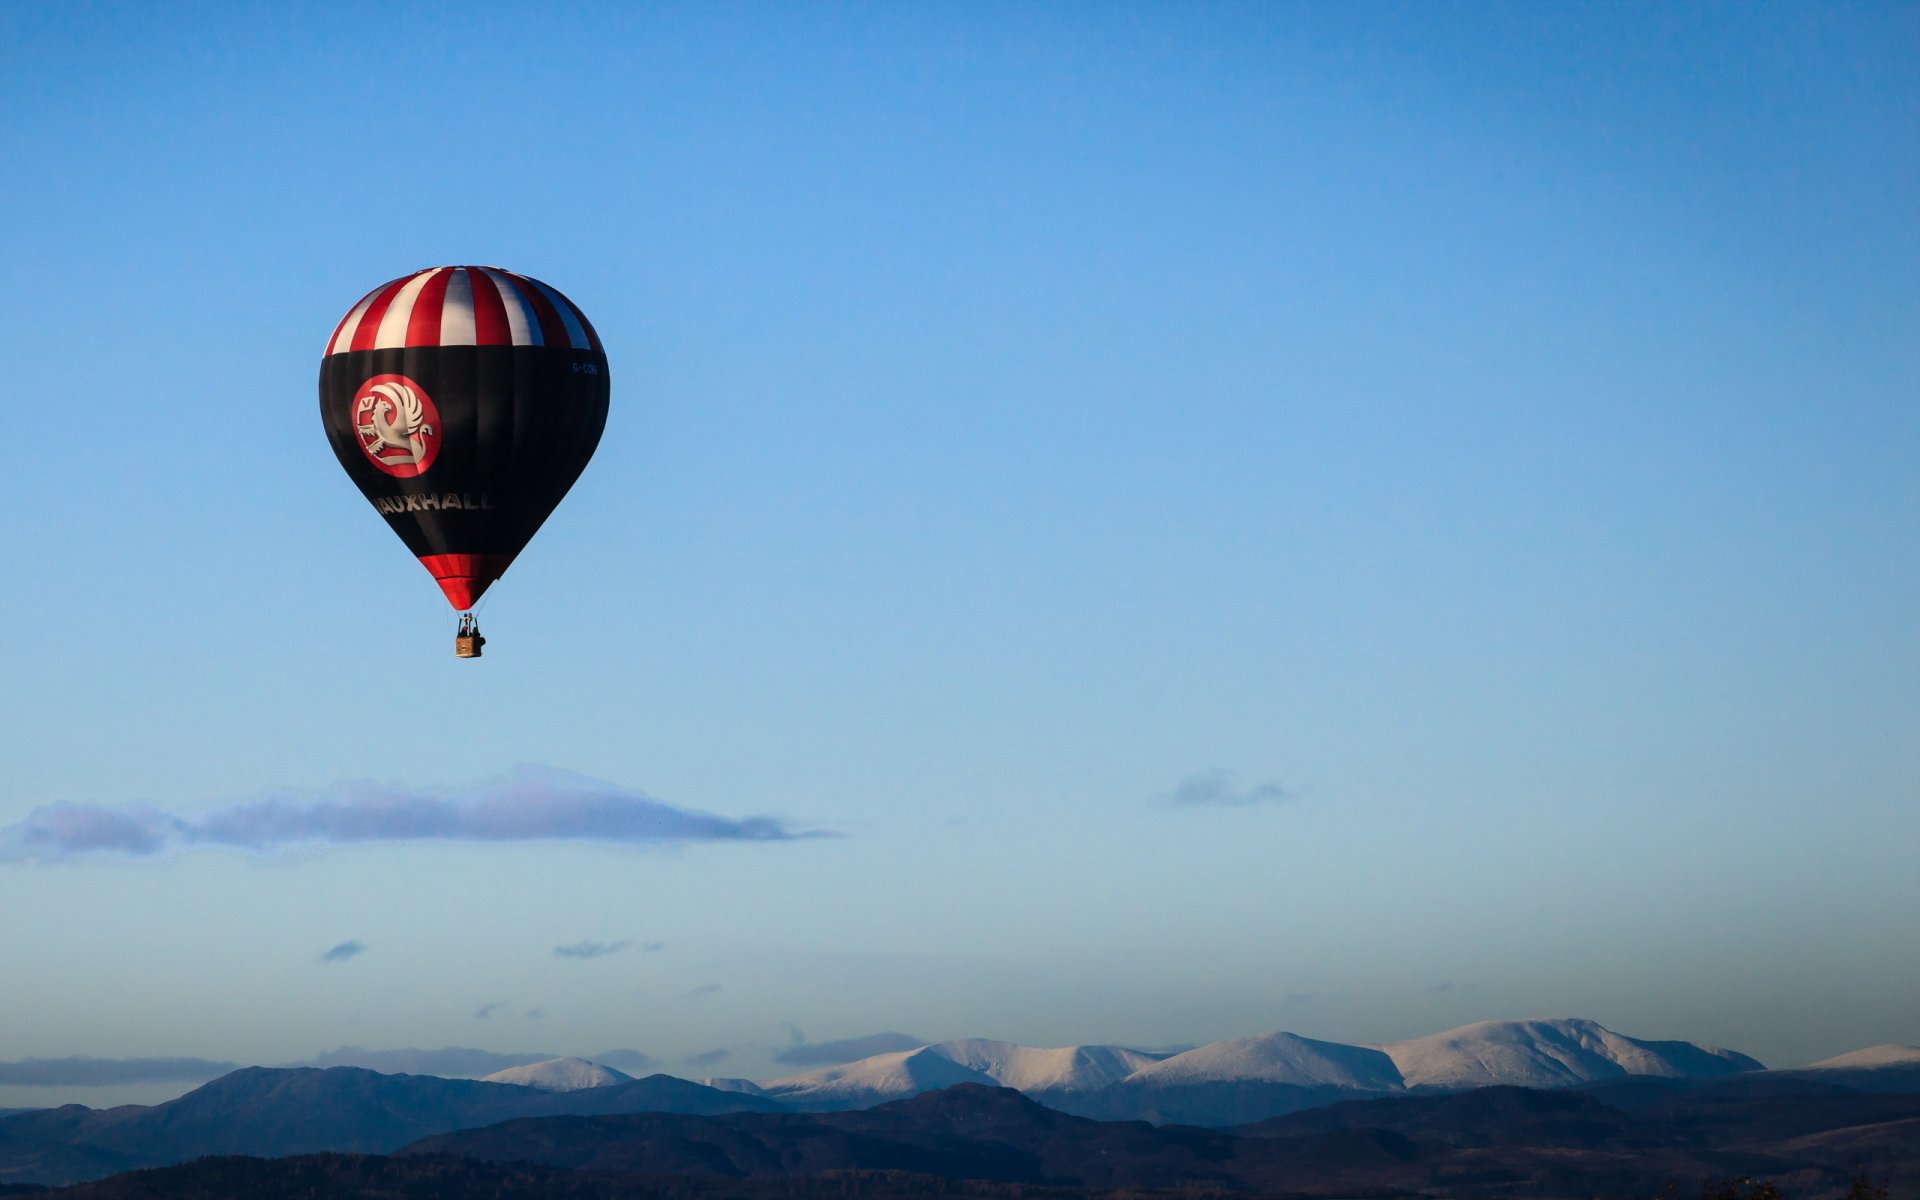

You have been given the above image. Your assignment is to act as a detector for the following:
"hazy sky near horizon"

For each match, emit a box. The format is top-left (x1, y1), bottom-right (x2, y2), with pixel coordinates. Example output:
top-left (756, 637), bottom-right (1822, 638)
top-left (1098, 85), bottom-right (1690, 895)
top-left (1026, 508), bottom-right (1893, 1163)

top-left (2, 1), bottom-right (1916, 1109)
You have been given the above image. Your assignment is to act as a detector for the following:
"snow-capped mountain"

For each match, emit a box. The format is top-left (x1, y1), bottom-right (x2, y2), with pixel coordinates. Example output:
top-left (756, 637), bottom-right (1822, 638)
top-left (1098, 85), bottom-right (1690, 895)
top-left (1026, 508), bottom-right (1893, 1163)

top-left (1078, 1032), bottom-right (1410, 1125)
top-left (478, 1057), bottom-right (632, 1092)
top-left (1379, 1018), bottom-right (1763, 1089)
top-left (924, 1039), bottom-right (1170, 1094)
top-left (1121, 1032), bottom-right (1403, 1091)
top-left (753, 1039), bottom-right (1181, 1110)
top-left (699, 1077), bottom-right (773, 1096)
top-left (755, 1046), bottom-right (998, 1110)
top-left (1805, 1044), bottom-right (1920, 1070)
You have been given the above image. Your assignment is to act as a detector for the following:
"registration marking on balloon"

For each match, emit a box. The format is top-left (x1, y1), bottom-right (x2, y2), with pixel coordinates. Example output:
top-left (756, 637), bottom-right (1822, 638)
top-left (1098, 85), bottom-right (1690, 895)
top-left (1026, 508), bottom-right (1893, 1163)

top-left (351, 374), bottom-right (442, 477)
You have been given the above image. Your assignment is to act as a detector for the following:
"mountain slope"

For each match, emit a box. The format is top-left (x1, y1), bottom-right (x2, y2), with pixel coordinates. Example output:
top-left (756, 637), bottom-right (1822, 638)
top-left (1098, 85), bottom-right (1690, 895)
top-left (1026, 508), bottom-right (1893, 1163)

top-left (755, 1047), bottom-right (998, 1110)
top-left (1123, 1032), bottom-right (1404, 1090)
top-left (1806, 1044), bottom-right (1920, 1070)
top-left (923, 1040), bottom-right (1168, 1094)
top-left (480, 1057), bottom-right (633, 1091)
top-left (1381, 1018), bottom-right (1764, 1089)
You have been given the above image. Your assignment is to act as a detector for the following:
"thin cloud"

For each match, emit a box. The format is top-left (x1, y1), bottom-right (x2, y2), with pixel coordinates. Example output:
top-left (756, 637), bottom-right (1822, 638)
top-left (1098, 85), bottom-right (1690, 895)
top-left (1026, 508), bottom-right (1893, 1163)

top-left (1164, 769), bottom-right (1293, 809)
top-left (299, 1046), bottom-right (556, 1076)
top-left (1284, 991), bottom-right (1316, 1006)
top-left (554, 940), bottom-right (629, 960)
top-left (0, 1057), bottom-right (239, 1087)
top-left (774, 1030), bottom-right (925, 1066)
top-left (684, 1048), bottom-right (731, 1068)
top-left (1425, 981), bottom-right (1457, 996)
top-left (684, 983), bottom-right (722, 998)
top-left (319, 939), bottom-right (365, 964)
top-left (0, 766), bottom-right (833, 862)
top-left (473, 1003), bottom-right (505, 1021)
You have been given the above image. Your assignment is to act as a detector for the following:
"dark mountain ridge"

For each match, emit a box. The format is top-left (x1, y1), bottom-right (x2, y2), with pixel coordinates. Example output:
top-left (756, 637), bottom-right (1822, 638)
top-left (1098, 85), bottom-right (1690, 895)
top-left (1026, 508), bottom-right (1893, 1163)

top-left (0, 1067), bottom-right (780, 1187)
top-left (401, 1081), bottom-right (1917, 1199)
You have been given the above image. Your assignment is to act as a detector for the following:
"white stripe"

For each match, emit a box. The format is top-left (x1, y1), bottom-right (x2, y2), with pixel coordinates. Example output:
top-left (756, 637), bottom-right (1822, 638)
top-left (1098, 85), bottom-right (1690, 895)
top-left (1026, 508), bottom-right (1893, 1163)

top-left (371, 270), bottom-right (437, 349)
top-left (524, 276), bottom-right (591, 349)
top-left (476, 268), bottom-right (541, 346)
top-left (328, 287), bottom-right (382, 356)
top-left (439, 269), bottom-right (477, 346)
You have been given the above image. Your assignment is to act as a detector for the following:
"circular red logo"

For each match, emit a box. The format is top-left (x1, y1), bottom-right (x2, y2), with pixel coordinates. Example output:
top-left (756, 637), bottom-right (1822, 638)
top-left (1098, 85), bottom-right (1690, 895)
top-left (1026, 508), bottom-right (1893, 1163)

top-left (349, 374), bottom-right (442, 478)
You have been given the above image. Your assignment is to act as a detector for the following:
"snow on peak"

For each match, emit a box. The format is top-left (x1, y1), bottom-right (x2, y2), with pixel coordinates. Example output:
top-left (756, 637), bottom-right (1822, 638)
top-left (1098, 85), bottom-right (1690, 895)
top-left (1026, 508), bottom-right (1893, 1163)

top-left (926, 1039), bottom-right (1170, 1093)
top-left (1123, 1031), bottom-right (1405, 1090)
top-left (479, 1057), bottom-right (634, 1092)
top-left (701, 1077), bottom-right (772, 1095)
top-left (758, 1046), bottom-right (996, 1105)
top-left (1381, 1018), bottom-right (1763, 1089)
top-left (1805, 1044), bottom-right (1920, 1070)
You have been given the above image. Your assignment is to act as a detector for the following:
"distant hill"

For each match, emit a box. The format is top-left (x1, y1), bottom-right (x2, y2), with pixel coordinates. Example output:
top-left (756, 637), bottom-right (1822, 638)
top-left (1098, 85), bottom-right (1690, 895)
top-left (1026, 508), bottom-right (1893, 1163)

top-left (401, 1079), bottom-right (1919, 1199)
top-left (404, 1083), bottom-right (1350, 1191)
top-left (1807, 1045), bottom-right (1920, 1070)
top-left (0, 1067), bottom-right (780, 1187)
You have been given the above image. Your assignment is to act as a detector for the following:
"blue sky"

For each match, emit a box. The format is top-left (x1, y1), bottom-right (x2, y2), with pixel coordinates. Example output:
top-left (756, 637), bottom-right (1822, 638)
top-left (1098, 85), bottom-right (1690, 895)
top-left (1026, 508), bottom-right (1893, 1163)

top-left (1, 1), bottom-right (1915, 1108)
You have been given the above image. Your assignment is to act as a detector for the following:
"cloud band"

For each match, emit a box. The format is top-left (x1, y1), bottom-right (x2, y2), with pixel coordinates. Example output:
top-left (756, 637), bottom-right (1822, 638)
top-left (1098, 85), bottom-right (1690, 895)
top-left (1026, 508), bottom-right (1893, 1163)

top-left (1, 767), bottom-right (829, 863)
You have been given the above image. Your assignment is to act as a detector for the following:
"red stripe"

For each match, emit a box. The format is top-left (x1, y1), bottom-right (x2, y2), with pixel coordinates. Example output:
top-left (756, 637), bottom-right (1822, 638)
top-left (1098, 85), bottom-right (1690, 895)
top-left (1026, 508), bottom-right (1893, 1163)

top-left (348, 275), bottom-right (415, 353)
top-left (469, 270), bottom-right (511, 346)
top-left (326, 286), bottom-right (378, 355)
top-left (418, 553), bottom-right (513, 610)
top-left (506, 271), bottom-right (571, 349)
top-left (404, 268), bottom-right (451, 347)
top-left (574, 305), bottom-right (603, 353)
top-left (540, 278), bottom-right (603, 352)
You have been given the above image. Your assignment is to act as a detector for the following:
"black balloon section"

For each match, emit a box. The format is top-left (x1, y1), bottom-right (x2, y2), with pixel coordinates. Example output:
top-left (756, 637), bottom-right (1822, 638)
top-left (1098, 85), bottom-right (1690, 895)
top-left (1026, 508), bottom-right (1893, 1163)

top-left (318, 343), bottom-right (609, 609)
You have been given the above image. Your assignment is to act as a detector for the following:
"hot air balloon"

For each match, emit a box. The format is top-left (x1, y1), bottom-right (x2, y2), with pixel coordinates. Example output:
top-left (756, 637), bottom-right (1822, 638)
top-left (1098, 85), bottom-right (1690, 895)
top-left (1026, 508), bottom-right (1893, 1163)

top-left (319, 267), bottom-right (610, 657)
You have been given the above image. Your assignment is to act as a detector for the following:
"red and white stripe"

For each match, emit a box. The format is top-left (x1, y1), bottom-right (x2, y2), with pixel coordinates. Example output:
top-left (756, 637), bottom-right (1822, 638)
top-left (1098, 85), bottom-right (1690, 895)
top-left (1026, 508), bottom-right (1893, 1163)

top-left (325, 266), bottom-right (603, 356)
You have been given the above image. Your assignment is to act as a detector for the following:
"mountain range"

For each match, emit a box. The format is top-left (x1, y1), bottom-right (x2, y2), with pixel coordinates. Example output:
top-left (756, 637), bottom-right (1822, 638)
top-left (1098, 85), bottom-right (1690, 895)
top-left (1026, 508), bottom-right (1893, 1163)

top-left (2, 1018), bottom-right (1913, 1191)
top-left (737, 1017), bottom-right (1765, 1123)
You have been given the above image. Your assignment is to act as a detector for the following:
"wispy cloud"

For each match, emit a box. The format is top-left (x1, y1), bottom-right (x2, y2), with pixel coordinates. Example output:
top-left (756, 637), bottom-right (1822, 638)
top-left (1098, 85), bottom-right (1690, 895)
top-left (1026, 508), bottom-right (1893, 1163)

top-left (554, 940), bottom-right (629, 960)
top-left (319, 939), bottom-right (365, 964)
top-left (684, 983), bottom-right (723, 998)
top-left (774, 1029), bottom-right (925, 1066)
top-left (0, 1057), bottom-right (239, 1087)
top-left (1164, 769), bottom-right (1293, 809)
top-left (684, 1048), bottom-right (731, 1068)
top-left (299, 1047), bottom-right (555, 1076)
top-left (473, 1003), bottom-right (505, 1021)
top-left (1425, 980), bottom-right (1457, 996)
top-left (1284, 991), bottom-right (1316, 1006)
top-left (1, 767), bottom-right (833, 862)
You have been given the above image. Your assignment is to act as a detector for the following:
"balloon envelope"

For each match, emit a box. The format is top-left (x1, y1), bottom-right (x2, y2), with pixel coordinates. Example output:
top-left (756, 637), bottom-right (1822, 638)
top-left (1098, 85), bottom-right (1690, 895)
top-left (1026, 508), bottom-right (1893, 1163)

top-left (318, 266), bottom-right (610, 608)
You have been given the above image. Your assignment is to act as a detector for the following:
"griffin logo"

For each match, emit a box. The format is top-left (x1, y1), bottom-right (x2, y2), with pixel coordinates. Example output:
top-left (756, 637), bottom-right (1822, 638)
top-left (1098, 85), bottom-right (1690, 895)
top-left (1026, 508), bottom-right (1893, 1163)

top-left (351, 374), bottom-right (441, 477)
